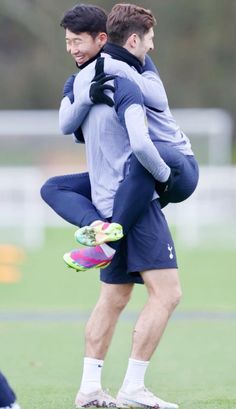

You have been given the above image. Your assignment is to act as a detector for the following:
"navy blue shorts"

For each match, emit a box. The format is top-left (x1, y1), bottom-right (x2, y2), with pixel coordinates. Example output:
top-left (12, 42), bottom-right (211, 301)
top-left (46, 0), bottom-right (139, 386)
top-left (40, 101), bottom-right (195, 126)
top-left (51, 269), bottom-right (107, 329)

top-left (100, 200), bottom-right (178, 285)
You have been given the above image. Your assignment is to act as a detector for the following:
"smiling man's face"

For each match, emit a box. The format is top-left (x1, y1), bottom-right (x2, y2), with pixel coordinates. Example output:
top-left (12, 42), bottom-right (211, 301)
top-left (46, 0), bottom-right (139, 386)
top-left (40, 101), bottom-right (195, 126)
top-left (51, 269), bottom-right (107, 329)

top-left (65, 29), bottom-right (106, 66)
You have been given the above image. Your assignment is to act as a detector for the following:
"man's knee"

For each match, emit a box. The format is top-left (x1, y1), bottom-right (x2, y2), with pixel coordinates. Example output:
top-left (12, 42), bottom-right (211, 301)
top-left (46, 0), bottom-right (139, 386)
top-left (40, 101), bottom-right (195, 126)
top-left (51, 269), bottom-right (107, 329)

top-left (114, 289), bottom-right (132, 311)
top-left (40, 176), bottom-right (59, 203)
top-left (107, 287), bottom-right (132, 312)
top-left (40, 177), bottom-right (53, 202)
top-left (85, 284), bottom-right (133, 349)
top-left (100, 283), bottom-right (133, 313)
top-left (153, 280), bottom-right (182, 314)
top-left (169, 282), bottom-right (182, 311)
top-left (142, 268), bottom-right (182, 312)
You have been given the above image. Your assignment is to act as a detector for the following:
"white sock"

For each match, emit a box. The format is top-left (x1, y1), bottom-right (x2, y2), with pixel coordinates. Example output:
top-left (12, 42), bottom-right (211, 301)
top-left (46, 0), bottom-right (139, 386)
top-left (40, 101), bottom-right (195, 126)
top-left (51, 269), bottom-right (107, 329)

top-left (9, 404), bottom-right (21, 409)
top-left (100, 243), bottom-right (116, 257)
top-left (90, 221), bottom-right (116, 257)
top-left (90, 222), bottom-right (116, 257)
top-left (121, 358), bottom-right (150, 392)
top-left (90, 220), bottom-right (103, 226)
top-left (79, 357), bottom-right (104, 394)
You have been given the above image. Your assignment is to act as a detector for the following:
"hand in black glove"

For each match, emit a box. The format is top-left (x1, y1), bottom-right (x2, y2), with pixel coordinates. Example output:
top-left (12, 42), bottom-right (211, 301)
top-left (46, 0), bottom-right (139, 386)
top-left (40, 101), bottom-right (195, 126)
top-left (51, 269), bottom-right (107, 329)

top-left (155, 169), bottom-right (179, 196)
top-left (89, 74), bottom-right (116, 107)
top-left (74, 127), bottom-right (85, 143)
top-left (63, 74), bottom-right (76, 103)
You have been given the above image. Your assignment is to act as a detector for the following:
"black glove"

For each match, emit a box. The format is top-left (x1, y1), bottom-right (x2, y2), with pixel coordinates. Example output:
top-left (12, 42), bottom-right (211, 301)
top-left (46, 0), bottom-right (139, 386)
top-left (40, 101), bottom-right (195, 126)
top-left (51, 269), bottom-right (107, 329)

top-left (89, 74), bottom-right (116, 107)
top-left (155, 169), bottom-right (178, 196)
top-left (63, 74), bottom-right (76, 103)
top-left (74, 127), bottom-right (85, 143)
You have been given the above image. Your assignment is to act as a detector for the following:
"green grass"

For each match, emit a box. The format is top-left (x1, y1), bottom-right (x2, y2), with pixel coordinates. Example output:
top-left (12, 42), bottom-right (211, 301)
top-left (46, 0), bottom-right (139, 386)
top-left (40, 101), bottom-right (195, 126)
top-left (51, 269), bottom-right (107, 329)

top-left (0, 228), bottom-right (236, 408)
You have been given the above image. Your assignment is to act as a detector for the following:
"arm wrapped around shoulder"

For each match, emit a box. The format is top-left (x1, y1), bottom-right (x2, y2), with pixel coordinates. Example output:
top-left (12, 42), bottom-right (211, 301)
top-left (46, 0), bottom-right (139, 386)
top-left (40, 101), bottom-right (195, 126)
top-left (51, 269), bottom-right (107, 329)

top-left (89, 74), bottom-right (116, 107)
top-left (63, 74), bottom-right (77, 103)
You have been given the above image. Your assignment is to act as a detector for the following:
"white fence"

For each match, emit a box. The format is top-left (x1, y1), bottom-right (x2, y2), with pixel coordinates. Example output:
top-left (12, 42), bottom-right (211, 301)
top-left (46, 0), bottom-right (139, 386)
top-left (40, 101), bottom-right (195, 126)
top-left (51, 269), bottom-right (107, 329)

top-left (0, 166), bottom-right (236, 248)
top-left (0, 167), bottom-right (44, 248)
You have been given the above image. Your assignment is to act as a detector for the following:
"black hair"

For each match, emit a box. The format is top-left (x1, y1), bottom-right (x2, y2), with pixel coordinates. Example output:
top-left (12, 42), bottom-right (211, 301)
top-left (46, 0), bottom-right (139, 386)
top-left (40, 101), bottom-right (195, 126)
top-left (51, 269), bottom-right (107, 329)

top-left (60, 3), bottom-right (107, 37)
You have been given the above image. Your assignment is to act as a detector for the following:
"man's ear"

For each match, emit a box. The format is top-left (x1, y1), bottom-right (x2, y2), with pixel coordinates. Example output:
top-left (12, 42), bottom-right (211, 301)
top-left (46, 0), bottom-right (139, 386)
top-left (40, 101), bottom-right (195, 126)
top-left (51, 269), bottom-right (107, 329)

top-left (126, 33), bottom-right (138, 49)
top-left (98, 32), bottom-right (108, 47)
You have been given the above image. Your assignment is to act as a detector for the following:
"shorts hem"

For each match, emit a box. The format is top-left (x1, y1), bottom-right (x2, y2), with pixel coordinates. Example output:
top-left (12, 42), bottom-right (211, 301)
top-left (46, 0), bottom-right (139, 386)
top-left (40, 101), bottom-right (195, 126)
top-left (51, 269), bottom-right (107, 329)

top-left (128, 262), bottom-right (178, 273)
top-left (100, 276), bottom-right (144, 285)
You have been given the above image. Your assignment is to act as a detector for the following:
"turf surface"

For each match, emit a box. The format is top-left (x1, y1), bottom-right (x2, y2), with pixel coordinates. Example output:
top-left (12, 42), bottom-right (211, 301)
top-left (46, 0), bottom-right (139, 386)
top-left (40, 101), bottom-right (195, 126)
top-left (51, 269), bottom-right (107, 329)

top-left (0, 228), bottom-right (236, 408)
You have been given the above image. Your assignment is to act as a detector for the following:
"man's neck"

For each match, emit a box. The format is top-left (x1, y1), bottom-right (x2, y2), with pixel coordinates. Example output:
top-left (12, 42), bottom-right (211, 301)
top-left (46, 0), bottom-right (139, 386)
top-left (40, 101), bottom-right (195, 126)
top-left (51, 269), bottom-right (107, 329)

top-left (76, 51), bottom-right (101, 70)
top-left (103, 42), bottom-right (143, 73)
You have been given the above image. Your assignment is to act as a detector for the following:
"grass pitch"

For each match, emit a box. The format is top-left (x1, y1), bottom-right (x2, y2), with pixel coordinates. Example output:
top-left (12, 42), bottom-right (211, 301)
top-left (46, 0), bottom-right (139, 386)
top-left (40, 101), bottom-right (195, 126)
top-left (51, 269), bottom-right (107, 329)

top-left (0, 228), bottom-right (236, 409)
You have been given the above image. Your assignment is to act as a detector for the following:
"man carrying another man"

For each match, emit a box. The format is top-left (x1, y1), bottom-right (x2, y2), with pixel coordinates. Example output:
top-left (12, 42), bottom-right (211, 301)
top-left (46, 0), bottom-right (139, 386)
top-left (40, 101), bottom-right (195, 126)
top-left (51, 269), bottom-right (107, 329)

top-left (41, 3), bottom-right (199, 408)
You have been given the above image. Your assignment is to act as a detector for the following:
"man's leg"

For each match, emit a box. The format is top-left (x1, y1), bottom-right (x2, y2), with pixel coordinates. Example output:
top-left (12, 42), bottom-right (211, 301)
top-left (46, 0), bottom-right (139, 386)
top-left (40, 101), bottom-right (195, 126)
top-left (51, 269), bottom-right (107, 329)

top-left (131, 268), bottom-right (181, 360)
top-left (0, 372), bottom-right (21, 409)
top-left (117, 268), bottom-right (181, 409)
top-left (116, 199), bottom-right (181, 409)
top-left (85, 282), bottom-right (134, 358)
top-left (41, 173), bottom-right (123, 257)
top-left (40, 172), bottom-right (102, 227)
top-left (75, 282), bottom-right (134, 408)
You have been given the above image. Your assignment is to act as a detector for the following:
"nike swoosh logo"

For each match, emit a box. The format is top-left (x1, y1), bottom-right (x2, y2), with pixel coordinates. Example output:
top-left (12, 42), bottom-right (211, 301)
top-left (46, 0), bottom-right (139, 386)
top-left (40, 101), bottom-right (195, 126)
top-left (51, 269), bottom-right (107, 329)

top-left (119, 398), bottom-right (160, 409)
